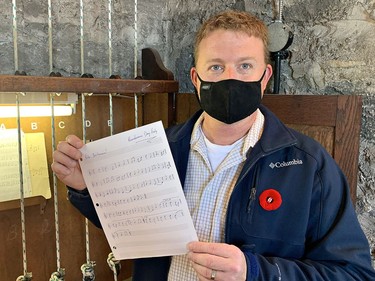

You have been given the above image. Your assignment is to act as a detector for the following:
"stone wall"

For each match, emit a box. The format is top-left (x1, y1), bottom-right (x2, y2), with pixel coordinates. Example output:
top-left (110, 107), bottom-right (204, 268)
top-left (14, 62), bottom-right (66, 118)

top-left (0, 0), bottom-right (374, 263)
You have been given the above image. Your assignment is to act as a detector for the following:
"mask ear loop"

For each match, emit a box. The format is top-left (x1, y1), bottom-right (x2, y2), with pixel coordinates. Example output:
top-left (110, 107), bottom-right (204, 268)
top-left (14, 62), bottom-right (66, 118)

top-left (193, 73), bottom-right (204, 108)
top-left (193, 85), bottom-right (203, 108)
top-left (257, 69), bottom-right (267, 83)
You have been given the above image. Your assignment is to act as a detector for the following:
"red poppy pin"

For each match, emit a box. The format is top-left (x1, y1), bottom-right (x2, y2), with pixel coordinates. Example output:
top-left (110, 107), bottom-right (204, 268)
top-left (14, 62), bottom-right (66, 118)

top-left (259, 189), bottom-right (282, 211)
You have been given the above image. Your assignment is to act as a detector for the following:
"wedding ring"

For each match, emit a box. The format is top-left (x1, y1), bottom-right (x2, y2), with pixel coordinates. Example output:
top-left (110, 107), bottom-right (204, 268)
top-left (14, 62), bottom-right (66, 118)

top-left (210, 269), bottom-right (217, 280)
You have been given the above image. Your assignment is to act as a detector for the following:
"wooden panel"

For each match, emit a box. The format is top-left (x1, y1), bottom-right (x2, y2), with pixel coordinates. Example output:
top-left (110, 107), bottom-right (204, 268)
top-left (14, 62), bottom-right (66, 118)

top-left (175, 92), bottom-right (200, 124)
top-left (334, 95), bottom-right (362, 203)
top-left (142, 92), bottom-right (170, 128)
top-left (262, 95), bottom-right (338, 126)
top-left (286, 124), bottom-right (334, 155)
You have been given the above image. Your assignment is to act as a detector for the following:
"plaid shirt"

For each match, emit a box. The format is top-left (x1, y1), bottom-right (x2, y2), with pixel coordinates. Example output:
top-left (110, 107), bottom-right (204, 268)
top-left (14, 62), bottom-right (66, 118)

top-left (168, 110), bottom-right (264, 281)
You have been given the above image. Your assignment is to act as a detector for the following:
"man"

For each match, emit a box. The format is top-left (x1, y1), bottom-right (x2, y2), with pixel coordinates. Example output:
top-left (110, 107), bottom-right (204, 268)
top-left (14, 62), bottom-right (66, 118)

top-left (52, 10), bottom-right (375, 281)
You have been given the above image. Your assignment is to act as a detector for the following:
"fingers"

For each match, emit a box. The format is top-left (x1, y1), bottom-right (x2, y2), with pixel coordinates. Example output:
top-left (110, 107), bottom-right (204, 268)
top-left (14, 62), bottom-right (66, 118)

top-left (187, 242), bottom-right (247, 281)
top-left (51, 158), bottom-right (72, 177)
top-left (190, 260), bottom-right (221, 281)
top-left (55, 137), bottom-right (83, 161)
top-left (52, 145), bottom-right (79, 175)
top-left (188, 241), bottom-right (230, 257)
top-left (51, 135), bottom-right (86, 190)
top-left (65, 135), bottom-right (84, 149)
top-left (63, 135), bottom-right (84, 159)
top-left (187, 249), bottom-right (228, 277)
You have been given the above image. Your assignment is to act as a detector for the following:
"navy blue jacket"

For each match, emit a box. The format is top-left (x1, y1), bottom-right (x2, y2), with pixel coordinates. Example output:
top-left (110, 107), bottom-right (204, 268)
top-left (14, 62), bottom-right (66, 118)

top-left (69, 105), bottom-right (375, 280)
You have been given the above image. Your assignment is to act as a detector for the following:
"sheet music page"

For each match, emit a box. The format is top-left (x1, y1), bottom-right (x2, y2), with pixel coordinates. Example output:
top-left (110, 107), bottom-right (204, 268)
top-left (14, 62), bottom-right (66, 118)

top-left (0, 129), bottom-right (32, 202)
top-left (79, 121), bottom-right (198, 260)
top-left (25, 133), bottom-right (51, 199)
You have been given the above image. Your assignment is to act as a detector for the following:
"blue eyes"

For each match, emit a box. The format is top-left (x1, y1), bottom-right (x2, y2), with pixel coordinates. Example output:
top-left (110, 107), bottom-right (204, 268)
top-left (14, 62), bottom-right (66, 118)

top-left (211, 65), bottom-right (222, 71)
top-left (209, 64), bottom-right (252, 72)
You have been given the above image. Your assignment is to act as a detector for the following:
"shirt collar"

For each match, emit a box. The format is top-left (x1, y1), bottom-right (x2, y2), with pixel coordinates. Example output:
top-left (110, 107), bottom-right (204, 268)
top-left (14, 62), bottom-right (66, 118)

top-left (191, 109), bottom-right (265, 158)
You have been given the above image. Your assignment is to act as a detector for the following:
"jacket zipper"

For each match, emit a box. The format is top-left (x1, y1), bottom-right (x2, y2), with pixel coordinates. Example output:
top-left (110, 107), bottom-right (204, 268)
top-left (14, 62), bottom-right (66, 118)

top-left (246, 164), bottom-right (260, 224)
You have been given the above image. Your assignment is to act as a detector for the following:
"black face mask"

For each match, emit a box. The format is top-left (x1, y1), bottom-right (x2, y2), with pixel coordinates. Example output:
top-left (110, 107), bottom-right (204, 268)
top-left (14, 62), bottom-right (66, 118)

top-left (197, 70), bottom-right (266, 124)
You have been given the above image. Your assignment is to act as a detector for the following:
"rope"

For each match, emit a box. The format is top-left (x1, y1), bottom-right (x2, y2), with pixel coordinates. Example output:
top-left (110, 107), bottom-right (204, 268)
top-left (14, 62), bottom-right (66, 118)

top-left (108, 74), bottom-right (121, 136)
top-left (108, 0), bottom-right (113, 76)
top-left (80, 0), bottom-right (85, 74)
top-left (134, 92), bottom-right (139, 128)
top-left (79, 0), bottom-right (95, 274)
top-left (109, 93), bottom-right (114, 135)
top-left (49, 268), bottom-right (65, 281)
top-left (12, 0), bottom-right (19, 71)
top-left (134, 0), bottom-right (138, 78)
top-left (107, 252), bottom-right (121, 281)
top-left (81, 261), bottom-right (96, 281)
top-left (81, 93), bottom-right (89, 263)
top-left (108, 0), bottom-right (114, 136)
top-left (81, 92), bottom-right (96, 279)
top-left (50, 93), bottom-right (65, 279)
top-left (15, 93), bottom-right (32, 280)
top-left (16, 273), bottom-right (32, 281)
top-left (107, 65), bottom-right (122, 280)
top-left (134, 0), bottom-right (139, 128)
top-left (48, 1), bottom-right (63, 276)
top-left (48, 0), bottom-right (53, 73)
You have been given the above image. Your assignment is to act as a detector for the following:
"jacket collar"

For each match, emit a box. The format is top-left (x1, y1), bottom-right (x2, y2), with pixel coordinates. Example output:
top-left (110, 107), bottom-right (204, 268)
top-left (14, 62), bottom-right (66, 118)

top-left (257, 104), bottom-right (297, 154)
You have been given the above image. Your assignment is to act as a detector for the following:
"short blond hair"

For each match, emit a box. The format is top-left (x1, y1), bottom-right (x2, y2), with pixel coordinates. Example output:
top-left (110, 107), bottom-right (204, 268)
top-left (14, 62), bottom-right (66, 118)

top-left (194, 10), bottom-right (269, 64)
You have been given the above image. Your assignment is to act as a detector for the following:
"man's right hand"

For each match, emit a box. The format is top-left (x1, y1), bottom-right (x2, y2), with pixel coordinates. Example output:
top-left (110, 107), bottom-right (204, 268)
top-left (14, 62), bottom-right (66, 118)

top-left (51, 135), bottom-right (87, 190)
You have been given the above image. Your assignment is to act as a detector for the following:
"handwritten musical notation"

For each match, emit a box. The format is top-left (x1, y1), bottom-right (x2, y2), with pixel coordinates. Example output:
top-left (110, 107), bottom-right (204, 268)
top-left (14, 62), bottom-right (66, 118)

top-left (103, 197), bottom-right (183, 219)
top-left (0, 129), bottom-right (32, 201)
top-left (79, 121), bottom-right (197, 260)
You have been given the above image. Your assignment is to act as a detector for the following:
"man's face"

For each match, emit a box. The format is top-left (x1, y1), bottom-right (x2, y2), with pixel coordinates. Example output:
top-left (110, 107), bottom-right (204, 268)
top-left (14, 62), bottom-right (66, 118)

top-left (191, 29), bottom-right (272, 94)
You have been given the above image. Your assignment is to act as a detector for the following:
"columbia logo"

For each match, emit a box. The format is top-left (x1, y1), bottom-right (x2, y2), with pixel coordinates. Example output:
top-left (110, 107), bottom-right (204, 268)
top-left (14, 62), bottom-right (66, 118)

top-left (269, 159), bottom-right (303, 169)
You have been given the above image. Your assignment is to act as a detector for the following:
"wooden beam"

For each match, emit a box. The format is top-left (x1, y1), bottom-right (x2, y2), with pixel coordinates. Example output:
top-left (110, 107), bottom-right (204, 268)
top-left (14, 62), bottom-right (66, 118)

top-left (0, 75), bottom-right (178, 94)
